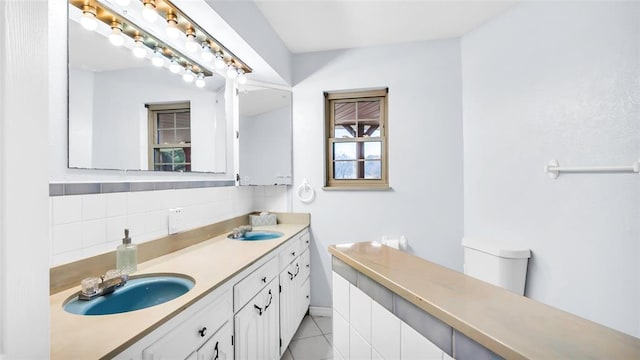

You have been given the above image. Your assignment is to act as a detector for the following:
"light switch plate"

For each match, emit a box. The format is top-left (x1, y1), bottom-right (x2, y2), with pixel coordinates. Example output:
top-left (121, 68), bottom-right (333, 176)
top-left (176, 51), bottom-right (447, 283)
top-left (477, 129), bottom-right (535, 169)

top-left (168, 208), bottom-right (184, 235)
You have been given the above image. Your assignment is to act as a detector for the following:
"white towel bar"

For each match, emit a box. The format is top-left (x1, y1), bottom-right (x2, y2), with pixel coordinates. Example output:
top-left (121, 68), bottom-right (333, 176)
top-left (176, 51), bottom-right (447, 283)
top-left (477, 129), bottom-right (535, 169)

top-left (545, 159), bottom-right (640, 179)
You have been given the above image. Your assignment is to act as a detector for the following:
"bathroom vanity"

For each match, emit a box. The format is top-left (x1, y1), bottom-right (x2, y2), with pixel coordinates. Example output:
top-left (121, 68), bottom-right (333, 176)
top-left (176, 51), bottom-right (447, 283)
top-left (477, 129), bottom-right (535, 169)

top-left (329, 242), bottom-right (640, 360)
top-left (50, 216), bottom-right (310, 359)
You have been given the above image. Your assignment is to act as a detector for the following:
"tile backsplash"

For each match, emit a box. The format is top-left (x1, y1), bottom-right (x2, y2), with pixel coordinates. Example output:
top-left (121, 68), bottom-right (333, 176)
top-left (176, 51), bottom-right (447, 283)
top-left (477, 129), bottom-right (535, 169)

top-left (50, 185), bottom-right (290, 266)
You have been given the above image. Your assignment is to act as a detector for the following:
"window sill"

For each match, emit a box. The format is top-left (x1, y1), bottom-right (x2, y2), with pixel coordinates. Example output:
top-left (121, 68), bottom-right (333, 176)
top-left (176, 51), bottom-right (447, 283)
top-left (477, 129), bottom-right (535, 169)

top-left (322, 185), bottom-right (393, 191)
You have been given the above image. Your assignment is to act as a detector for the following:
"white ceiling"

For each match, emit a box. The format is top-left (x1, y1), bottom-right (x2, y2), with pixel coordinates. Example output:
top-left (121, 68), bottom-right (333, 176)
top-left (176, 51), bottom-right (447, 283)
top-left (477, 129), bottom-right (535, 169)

top-left (254, 0), bottom-right (518, 54)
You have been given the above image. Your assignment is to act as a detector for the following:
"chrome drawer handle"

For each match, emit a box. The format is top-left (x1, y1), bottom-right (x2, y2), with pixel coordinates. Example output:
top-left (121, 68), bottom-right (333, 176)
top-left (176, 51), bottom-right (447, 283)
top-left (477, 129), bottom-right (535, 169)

top-left (288, 263), bottom-right (300, 280)
top-left (254, 290), bottom-right (273, 316)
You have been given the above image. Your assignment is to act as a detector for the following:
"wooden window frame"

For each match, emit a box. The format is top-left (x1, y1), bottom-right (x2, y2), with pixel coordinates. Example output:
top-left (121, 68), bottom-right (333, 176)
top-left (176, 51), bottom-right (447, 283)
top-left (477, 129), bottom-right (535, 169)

top-left (324, 88), bottom-right (389, 190)
top-left (147, 102), bottom-right (191, 172)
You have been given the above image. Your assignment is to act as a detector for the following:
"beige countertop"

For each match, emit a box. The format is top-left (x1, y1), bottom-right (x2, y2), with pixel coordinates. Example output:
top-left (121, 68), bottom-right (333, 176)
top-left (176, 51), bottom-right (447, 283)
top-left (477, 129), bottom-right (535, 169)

top-left (51, 223), bottom-right (308, 360)
top-left (329, 242), bottom-right (640, 360)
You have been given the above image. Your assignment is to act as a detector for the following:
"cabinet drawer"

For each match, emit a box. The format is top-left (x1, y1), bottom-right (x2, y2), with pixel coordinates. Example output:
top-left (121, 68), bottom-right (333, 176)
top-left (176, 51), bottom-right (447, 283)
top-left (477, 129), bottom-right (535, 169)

top-left (142, 290), bottom-right (232, 360)
top-left (279, 237), bottom-right (302, 270)
top-left (300, 230), bottom-right (310, 249)
top-left (196, 321), bottom-right (233, 360)
top-left (234, 256), bottom-right (279, 312)
top-left (300, 249), bottom-right (310, 280)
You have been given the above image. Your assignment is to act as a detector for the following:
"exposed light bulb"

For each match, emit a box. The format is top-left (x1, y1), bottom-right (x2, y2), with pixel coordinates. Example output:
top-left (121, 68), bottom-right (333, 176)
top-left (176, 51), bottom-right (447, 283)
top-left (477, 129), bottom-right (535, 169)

top-left (142, 0), bottom-right (158, 23)
top-left (80, 5), bottom-right (98, 31)
top-left (108, 22), bottom-right (125, 47)
top-left (237, 69), bottom-right (247, 84)
top-left (114, 0), bottom-right (130, 6)
top-left (185, 29), bottom-right (198, 53)
top-left (169, 59), bottom-right (181, 74)
top-left (213, 52), bottom-right (226, 69)
top-left (165, 13), bottom-right (180, 39)
top-left (201, 43), bottom-right (213, 62)
top-left (182, 68), bottom-right (195, 83)
top-left (226, 64), bottom-right (238, 79)
top-left (132, 36), bottom-right (147, 58)
top-left (195, 73), bottom-right (206, 88)
top-left (151, 48), bottom-right (165, 67)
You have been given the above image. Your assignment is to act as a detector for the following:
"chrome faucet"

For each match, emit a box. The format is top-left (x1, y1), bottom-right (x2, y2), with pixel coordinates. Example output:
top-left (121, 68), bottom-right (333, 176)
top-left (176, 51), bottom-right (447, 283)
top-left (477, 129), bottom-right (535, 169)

top-left (78, 272), bottom-right (129, 301)
top-left (231, 225), bottom-right (253, 239)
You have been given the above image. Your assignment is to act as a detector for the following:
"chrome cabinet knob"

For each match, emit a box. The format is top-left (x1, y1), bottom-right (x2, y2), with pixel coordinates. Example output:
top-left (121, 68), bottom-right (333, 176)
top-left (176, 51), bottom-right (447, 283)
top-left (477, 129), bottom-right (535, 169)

top-left (199, 327), bottom-right (207, 337)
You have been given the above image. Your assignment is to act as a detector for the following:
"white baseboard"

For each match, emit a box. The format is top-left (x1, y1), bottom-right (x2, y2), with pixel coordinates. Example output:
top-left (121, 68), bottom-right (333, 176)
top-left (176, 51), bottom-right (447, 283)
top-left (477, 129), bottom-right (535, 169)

top-left (309, 306), bottom-right (332, 317)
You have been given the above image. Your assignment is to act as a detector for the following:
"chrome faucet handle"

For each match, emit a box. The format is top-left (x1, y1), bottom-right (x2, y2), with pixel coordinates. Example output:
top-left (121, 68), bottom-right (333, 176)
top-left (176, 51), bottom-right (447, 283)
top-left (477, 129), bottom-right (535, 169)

top-left (78, 273), bottom-right (128, 301)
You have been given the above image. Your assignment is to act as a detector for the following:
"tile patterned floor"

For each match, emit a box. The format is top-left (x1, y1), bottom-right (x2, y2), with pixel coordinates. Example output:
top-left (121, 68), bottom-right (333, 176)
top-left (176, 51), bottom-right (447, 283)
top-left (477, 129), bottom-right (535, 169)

top-left (282, 315), bottom-right (333, 360)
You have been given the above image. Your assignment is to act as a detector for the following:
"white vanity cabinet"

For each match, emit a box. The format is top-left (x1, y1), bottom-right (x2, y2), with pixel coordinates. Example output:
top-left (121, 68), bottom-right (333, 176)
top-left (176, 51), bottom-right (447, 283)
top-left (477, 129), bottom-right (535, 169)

top-left (140, 289), bottom-right (233, 360)
top-left (113, 228), bottom-right (310, 360)
top-left (234, 279), bottom-right (280, 360)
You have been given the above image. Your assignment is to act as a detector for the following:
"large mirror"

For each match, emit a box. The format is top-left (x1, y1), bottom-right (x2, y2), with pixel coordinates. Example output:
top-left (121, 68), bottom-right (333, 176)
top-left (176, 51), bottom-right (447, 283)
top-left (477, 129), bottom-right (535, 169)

top-left (238, 84), bottom-right (292, 185)
top-left (67, 7), bottom-right (228, 173)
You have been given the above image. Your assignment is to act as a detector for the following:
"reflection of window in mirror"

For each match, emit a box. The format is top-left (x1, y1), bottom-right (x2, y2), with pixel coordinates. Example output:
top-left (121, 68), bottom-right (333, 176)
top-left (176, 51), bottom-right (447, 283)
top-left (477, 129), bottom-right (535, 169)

top-left (147, 102), bottom-right (192, 172)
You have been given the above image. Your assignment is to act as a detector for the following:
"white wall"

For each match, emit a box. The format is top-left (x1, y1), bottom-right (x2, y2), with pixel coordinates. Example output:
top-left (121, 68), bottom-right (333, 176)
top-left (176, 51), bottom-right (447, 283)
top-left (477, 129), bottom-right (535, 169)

top-left (462, 1), bottom-right (640, 336)
top-left (292, 40), bottom-right (464, 308)
top-left (0, 0), bottom-right (50, 357)
top-left (205, 0), bottom-right (292, 85)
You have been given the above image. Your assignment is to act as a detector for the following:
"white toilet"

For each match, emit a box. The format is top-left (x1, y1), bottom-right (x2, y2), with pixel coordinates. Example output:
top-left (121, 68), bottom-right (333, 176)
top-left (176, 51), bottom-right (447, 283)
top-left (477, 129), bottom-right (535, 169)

top-left (462, 237), bottom-right (531, 295)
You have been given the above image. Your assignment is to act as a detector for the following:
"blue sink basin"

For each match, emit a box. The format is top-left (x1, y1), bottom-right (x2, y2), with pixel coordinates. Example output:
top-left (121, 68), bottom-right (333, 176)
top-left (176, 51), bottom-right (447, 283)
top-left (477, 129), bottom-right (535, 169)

top-left (229, 231), bottom-right (284, 241)
top-left (63, 274), bottom-right (194, 316)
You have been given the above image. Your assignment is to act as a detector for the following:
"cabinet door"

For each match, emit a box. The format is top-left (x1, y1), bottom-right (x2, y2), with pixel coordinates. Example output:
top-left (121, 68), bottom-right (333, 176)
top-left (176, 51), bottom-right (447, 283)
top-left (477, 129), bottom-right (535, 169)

top-left (299, 249), bottom-right (310, 283)
top-left (279, 261), bottom-right (300, 354)
top-left (300, 277), bottom-right (310, 320)
top-left (234, 279), bottom-right (280, 360)
top-left (197, 322), bottom-right (233, 360)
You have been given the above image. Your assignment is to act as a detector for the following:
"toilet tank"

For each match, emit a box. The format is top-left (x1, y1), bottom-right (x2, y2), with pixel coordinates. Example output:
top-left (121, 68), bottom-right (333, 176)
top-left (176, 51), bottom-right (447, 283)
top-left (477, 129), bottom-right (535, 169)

top-left (462, 238), bottom-right (531, 295)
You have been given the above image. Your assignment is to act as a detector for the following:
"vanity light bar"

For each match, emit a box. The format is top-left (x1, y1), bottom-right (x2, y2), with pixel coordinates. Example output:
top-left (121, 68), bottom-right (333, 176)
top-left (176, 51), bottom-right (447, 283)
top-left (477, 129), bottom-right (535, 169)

top-left (154, 0), bottom-right (252, 74)
top-left (69, 0), bottom-right (240, 78)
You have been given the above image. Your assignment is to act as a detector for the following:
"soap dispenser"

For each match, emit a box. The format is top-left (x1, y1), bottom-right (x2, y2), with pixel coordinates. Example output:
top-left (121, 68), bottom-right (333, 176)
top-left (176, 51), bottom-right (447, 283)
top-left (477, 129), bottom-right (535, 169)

top-left (116, 229), bottom-right (137, 274)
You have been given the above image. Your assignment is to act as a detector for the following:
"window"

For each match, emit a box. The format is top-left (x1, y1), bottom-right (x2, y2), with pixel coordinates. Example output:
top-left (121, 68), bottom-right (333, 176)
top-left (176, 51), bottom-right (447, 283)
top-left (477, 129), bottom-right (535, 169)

top-left (147, 102), bottom-right (191, 172)
top-left (325, 88), bottom-right (388, 189)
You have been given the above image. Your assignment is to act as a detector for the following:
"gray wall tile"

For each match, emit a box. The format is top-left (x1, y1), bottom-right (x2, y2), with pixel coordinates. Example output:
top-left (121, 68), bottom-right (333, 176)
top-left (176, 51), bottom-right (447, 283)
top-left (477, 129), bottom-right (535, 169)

top-left (331, 257), bottom-right (357, 285)
top-left (393, 295), bottom-right (453, 355)
top-left (63, 183), bottom-right (100, 195)
top-left (453, 330), bottom-right (503, 360)
top-left (49, 184), bottom-right (64, 196)
top-left (357, 272), bottom-right (393, 311)
top-left (153, 182), bottom-right (175, 191)
top-left (101, 182), bottom-right (130, 193)
top-left (130, 182), bottom-right (156, 192)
